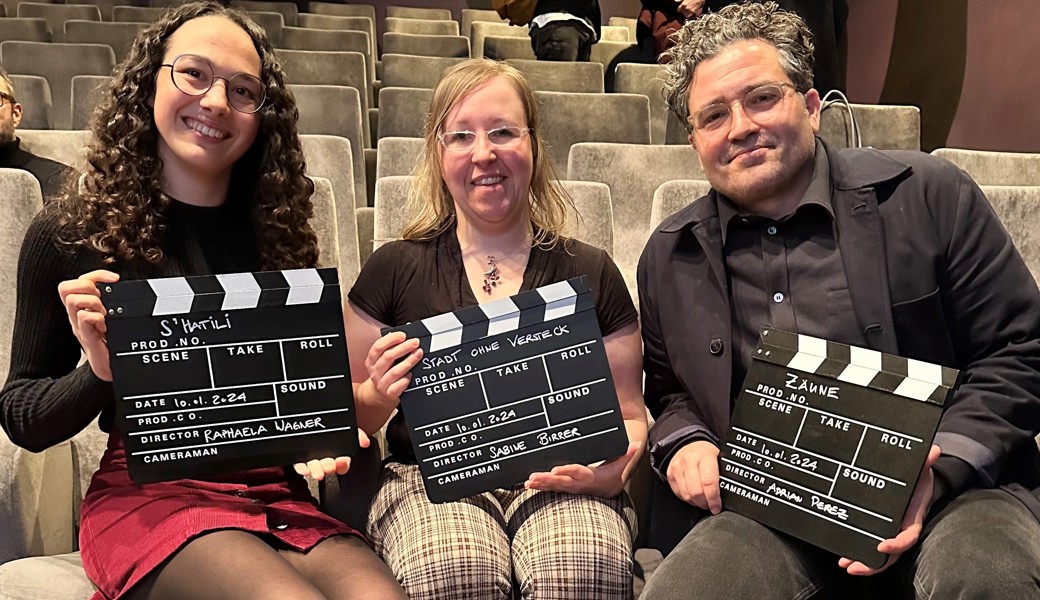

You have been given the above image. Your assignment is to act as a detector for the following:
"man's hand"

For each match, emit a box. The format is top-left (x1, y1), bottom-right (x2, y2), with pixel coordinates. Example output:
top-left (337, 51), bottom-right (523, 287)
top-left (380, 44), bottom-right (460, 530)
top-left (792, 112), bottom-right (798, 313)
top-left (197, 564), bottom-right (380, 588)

top-left (839, 444), bottom-right (941, 575)
top-left (666, 440), bottom-right (722, 513)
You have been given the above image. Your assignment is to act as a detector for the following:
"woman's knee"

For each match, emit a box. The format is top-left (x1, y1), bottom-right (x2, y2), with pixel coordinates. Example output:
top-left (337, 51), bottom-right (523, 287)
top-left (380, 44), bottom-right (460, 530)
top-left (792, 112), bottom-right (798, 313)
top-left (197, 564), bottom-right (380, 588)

top-left (518, 546), bottom-right (633, 600)
top-left (396, 555), bottom-right (511, 600)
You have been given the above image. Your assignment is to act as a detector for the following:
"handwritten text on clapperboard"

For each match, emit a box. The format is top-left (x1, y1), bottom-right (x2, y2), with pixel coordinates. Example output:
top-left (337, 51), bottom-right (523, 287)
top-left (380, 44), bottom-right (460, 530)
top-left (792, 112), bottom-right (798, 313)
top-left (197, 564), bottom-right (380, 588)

top-left (720, 329), bottom-right (954, 568)
top-left (388, 277), bottom-right (629, 502)
top-left (105, 269), bottom-right (358, 483)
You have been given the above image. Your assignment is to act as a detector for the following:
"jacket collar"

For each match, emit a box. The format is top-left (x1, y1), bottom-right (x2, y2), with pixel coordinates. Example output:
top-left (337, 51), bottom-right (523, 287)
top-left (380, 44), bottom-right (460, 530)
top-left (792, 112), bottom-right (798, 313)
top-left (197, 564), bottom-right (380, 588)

top-left (657, 137), bottom-right (912, 234)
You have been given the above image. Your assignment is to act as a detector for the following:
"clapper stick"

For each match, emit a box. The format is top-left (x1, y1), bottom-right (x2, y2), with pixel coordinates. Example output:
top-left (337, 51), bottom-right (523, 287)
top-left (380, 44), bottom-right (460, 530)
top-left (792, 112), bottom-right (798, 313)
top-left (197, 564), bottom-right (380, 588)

top-left (720, 328), bottom-right (958, 568)
top-left (103, 268), bottom-right (359, 483)
top-left (384, 276), bottom-right (629, 503)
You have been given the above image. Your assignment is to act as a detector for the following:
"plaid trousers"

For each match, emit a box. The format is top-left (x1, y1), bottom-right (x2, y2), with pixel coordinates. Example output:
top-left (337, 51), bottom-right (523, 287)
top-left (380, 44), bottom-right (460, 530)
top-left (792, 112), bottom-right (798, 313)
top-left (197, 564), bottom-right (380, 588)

top-left (367, 461), bottom-right (637, 600)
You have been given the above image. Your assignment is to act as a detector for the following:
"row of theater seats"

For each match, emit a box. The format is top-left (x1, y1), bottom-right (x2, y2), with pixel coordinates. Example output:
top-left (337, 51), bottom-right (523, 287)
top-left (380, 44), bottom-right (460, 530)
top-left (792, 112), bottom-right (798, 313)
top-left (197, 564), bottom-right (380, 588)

top-left (2, 140), bottom-right (1039, 599)
top-left (12, 127), bottom-right (1040, 299)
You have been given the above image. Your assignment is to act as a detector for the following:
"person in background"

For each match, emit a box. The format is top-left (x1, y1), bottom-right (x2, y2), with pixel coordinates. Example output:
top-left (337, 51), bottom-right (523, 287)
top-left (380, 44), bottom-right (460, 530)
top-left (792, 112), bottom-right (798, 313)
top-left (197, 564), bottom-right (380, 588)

top-left (0, 68), bottom-right (74, 201)
top-left (638, 0), bottom-right (846, 94)
top-left (0, 3), bottom-right (405, 599)
top-left (346, 59), bottom-right (647, 599)
top-left (639, 2), bottom-right (1040, 598)
top-left (529, 0), bottom-right (602, 61)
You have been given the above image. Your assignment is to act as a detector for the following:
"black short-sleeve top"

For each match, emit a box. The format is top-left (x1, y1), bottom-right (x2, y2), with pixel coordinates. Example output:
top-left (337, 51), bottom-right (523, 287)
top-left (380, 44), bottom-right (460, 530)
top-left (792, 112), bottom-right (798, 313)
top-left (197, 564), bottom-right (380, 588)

top-left (348, 226), bottom-right (638, 462)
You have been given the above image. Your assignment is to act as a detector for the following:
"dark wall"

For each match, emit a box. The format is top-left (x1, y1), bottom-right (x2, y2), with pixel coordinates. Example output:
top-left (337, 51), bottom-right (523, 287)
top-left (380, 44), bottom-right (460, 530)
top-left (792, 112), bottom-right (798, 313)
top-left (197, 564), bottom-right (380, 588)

top-left (377, 0), bottom-right (1039, 152)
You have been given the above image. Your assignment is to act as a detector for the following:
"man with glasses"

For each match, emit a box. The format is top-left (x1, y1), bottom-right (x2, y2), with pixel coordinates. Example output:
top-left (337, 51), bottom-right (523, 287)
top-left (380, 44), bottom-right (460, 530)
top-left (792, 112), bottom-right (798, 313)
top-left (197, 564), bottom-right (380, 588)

top-left (638, 3), bottom-right (1040, 598)
top-left (0, 68), bottom-right (73, 201)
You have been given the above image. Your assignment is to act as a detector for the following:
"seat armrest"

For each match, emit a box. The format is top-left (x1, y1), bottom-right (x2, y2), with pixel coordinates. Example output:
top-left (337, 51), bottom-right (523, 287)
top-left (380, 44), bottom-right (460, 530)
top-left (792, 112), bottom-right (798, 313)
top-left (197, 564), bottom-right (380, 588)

top-left (0, 436), bottom-right (75, 564)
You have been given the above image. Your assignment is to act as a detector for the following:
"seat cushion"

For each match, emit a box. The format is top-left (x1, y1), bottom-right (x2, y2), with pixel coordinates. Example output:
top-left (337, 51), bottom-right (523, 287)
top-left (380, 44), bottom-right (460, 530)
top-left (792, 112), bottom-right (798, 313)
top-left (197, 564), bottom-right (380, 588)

top-left (0, 553), bottom-right (95, 600)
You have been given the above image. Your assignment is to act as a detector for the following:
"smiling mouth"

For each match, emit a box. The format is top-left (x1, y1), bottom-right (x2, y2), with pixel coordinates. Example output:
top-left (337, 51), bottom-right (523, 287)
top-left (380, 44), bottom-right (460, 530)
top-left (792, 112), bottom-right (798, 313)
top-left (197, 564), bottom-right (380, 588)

top-left (184, 117), bottom-right (229, 140)
top-left (473, 175), bottom-right (505, 186)
top-left (729, 145), bottom-right (769, 162)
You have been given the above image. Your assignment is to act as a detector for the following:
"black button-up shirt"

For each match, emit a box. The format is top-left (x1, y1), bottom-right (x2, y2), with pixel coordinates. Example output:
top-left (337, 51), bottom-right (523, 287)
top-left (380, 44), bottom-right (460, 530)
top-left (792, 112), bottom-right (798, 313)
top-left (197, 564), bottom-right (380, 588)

top-left (718, 141), bottom-right (866, 402)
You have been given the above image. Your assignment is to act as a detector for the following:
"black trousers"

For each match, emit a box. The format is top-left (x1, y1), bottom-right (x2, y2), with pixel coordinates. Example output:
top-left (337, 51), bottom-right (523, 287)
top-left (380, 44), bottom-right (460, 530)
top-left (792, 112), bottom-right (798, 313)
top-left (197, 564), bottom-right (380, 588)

top-left (529, 20), bottom-right (593, 61)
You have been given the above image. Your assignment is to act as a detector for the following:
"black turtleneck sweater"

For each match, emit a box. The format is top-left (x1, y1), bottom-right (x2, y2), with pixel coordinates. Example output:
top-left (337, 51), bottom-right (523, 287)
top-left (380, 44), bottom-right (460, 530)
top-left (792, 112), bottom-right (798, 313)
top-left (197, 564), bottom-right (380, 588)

top-left (0, 138), bottom-right (74, 201)
top-left (0, 199), bottom-right (261, 452)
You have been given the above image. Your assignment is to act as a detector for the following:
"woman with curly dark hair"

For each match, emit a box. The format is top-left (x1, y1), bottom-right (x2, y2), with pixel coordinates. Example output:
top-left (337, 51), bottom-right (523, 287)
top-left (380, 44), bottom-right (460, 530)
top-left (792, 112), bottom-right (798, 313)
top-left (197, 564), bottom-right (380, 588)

top-left (0, 3), bottom-right (406, 599)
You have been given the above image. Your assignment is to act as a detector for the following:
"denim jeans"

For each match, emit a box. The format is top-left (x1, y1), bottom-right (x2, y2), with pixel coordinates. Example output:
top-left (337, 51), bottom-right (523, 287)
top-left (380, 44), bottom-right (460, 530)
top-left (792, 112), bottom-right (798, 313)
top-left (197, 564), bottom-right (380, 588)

top-left (641, 488), bottom-right (1040, 599)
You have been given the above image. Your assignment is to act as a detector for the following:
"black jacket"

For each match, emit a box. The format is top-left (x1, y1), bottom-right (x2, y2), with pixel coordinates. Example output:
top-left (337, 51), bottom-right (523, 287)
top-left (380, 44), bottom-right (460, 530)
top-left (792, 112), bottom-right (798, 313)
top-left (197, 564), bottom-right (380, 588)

top-left (0, 138), bottom-right (72, 201)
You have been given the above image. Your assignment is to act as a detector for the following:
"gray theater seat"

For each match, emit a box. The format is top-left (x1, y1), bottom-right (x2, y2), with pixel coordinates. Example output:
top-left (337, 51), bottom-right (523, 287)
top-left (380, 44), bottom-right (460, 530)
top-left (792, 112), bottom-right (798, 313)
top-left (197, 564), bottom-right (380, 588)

top-left (932, 148), bottom-right (1040, 186)
top-left (7, 76), bottom-right (53, 130)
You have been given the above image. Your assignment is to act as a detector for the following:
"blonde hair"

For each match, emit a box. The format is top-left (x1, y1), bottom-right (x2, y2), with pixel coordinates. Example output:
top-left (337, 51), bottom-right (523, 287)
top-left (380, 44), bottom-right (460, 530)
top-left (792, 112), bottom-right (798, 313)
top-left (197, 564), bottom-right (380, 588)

top-left (401, 59), bottom-right (572, 248)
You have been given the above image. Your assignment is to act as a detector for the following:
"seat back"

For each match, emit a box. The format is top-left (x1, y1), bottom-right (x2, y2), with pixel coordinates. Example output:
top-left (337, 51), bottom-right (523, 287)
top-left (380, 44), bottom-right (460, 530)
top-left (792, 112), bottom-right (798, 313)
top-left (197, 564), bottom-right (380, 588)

top-left (506, 58), bottom-right (604, 93)
top-left (980, 185), bottom-right (1040, 283)
top-left (17, 129), bottom-right (92, 172)
top-left (382, 32), bottom-right (469, 58)
top-left (0, 41), bottom-right (116, 130)
top-left (614, 63), bottom-right (668, 144)
top-left (64, 21), bottom-right (144, 64)
top-left (112, 4), bottom-right (169, 22)
top-left (278, 50), bottom-right (370, 143)
top-left (300, 137), bottom-right (361, 288)
top-left (607, 16), bottom-right (637, 42)
top-left (561, 180), bottom-right (613, 255)
top-left (387, 6), bottom-right (452, 20)
top-left (308, 1), bottom-right (375, 23)
top-left (385, 16), bottom-right (459, 36)
top-left (71, 75), bottom-right (111, 130)
top-left (600, 25), bottom-right (631, 42)
top-left (932, 148), bottom-right (1040, 186)
top-left (471, 20), bottom-right (525, 58)
top-left (650, 179), bottom-right (713, 230)
top-left (373, 175), bottom-right (413, 251)
top-left (0, 17), bottom-right (51, 43)
top-left (461, 8), bottom-right (506, 39)
top-left (244, 10), bottom-right (285, 46)
top-left (0, 169), bottom-right (45, 384)
top-left (567, 143), bottom-right (704, 292)
top-left (818, 102), bottom-right (921, 150)
top-left (292, 86), bottom-right (367, 206)
top-left (375, 136), bottom-right (423, 180)
top-left (297, 14), bottom-right (376, 59)
top-left (7, 75), bottom-right (53, 130)
top-left (535, 91), bottom-right (651, 174)
top-left (380, 54), bottom-right (466, 89)
top-left (231, 0), bottom-right (298, 26)
top-left (376, 87), bottom-right (433, 140)
top-left (356, 206), bottom-right (374, 266)
top-left (16, 2), bottom-right (101, 42)
top-left (279, 26), bottom-right (371, 60)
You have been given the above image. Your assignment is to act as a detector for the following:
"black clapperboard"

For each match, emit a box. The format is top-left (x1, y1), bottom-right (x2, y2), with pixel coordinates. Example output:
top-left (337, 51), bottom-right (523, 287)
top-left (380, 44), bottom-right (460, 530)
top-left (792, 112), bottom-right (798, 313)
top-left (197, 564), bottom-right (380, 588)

top-left (720, 328), bottom-right (959, 568)
top-left (102, 268), bottom-right (359, 483)
top-left (383, 276), bottom-right (628, 503)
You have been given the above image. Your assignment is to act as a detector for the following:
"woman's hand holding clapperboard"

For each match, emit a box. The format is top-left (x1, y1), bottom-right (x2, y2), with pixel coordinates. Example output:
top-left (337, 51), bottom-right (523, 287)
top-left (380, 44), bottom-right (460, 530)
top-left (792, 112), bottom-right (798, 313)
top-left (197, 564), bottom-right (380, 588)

top-left (524, 441), bottom-right (642, 497)
top-left (839, 444), bottom-right (941, 576)
top-left (58, 269), bottom-right (121, 382)
top-left (294, 330), bottom-right (423, 481)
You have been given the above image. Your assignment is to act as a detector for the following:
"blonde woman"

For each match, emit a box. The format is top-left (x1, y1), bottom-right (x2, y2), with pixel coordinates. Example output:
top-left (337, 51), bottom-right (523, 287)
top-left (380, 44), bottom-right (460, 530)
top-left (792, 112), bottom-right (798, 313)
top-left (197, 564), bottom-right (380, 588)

top-left (344, 59), bottom-right (647, 599)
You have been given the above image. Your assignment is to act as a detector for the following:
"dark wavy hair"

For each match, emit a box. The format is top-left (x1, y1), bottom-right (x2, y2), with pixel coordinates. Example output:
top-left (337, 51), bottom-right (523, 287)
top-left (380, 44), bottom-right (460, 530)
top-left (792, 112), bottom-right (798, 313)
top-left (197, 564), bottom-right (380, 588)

top-left (60, 1), bottom-right (318, 270)
top-left (663, 1), bottom-right (815, 134)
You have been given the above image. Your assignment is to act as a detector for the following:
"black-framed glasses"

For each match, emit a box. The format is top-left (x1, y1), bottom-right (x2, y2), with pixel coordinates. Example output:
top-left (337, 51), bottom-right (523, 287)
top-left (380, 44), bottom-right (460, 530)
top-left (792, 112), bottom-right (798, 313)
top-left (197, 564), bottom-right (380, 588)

top-left (0, 92), bottom-right (15, 107)
top-left (437, 126), bottom-right (531, 153)
top-left (688, 82), bottom-right (800, 134)
top-left (160, 54), bottom-right (266, 114)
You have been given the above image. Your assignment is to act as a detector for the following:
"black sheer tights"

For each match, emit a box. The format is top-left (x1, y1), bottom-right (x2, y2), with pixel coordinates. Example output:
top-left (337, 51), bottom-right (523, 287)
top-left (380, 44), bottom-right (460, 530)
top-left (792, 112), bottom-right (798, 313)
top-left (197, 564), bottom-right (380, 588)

top-left (123, 530), bottom-right (407, 600)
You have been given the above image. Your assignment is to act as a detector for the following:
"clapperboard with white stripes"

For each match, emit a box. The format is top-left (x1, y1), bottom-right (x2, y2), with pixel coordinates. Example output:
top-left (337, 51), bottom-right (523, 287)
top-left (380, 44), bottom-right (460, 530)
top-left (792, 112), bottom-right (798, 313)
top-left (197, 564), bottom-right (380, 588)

top-left (383, 276), bottom-right (628, 502)
top-left (102, 268), bottom-right (359, 483)
top-left (720, 328), bottom-right (959, 568)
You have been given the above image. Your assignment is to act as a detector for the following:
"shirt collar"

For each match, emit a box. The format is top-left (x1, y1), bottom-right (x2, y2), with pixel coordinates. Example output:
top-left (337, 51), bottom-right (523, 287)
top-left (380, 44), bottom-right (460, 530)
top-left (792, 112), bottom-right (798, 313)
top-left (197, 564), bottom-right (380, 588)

top-left (715, 139), bottom-right (833, 244)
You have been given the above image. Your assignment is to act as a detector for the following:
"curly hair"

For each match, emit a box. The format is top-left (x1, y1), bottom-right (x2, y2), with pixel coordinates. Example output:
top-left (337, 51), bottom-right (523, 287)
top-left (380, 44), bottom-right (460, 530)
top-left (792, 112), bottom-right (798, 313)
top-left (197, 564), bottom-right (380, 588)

top-left (663, 1), bottom-right (815, 134)
top-left (401, 59), bottom-right (574, 250)
top-left (59, 1), bottom-right (317, 270)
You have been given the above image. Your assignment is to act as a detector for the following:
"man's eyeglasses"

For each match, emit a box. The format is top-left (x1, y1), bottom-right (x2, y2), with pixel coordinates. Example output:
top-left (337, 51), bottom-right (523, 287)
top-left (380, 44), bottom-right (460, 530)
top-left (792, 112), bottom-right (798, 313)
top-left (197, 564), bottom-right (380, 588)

top-left (160, 54), bottom-right (266, 114)
top-left (437, 126), bottom-right (531, 153)
top-left (688, 82), bottom-right (801, 135)
top-left (0, 92), bottom-right (15, 107)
